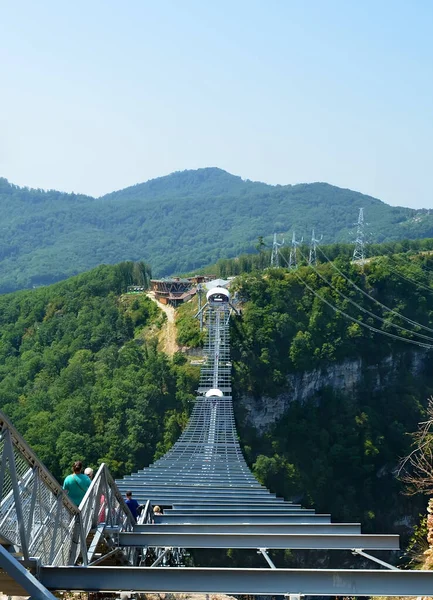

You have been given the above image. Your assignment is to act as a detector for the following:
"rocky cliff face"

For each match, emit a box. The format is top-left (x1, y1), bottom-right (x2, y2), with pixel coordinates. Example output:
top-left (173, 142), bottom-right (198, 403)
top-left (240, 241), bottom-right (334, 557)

top-left (239, 351), bottom-right (427, 432)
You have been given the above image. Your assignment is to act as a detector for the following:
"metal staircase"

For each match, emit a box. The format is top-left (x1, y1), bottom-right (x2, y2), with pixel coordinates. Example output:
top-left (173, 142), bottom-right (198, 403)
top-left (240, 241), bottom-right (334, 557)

top-left (0, 412), bottom-right (135, 598)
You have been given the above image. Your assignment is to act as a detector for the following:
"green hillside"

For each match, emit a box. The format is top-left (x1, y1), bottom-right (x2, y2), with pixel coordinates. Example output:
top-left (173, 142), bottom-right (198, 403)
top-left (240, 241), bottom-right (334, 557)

top-left (1, 168), bottom-right (433, 293)
top-left (0, 254), bottom-right (432, 537)
top-left (231, 254), bottom-right (433, 533)
top-left (0, 261), bottom-right (197, 481)
top-left (178, 248), bottom-right (433, 533)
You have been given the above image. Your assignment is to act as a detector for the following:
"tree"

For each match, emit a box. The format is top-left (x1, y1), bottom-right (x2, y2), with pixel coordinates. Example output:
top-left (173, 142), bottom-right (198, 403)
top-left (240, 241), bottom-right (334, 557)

top-left (399, 398), bottom-right (433, 495)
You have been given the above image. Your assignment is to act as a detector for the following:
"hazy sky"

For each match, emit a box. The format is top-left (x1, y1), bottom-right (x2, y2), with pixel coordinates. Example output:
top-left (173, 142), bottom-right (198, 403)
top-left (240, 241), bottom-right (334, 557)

top-left (1, 1), bottom-right (432, 207)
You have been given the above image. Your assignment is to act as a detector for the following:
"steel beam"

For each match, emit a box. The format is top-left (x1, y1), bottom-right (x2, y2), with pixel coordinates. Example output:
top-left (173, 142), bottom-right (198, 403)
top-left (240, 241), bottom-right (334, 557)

top-left (118, 481), bottom-right (267, 488)
top-left (116, 488), bottom-right (278, 498)
top-left (134, 523), bottom-right (362, 534)
top-left (118, 482), bottom-right (267, 490)
top-left (129, 474), bottom-right (258, 480)
top-left (39, 566), bottom-right (433, 596)
top-left (129, 478), bottom-right (259, 485)
top-left (127, 488), bottom-right (270, 494)
top-left (118, 531), bottom-right (399, 550)
top-left (171, 502), bottom-right (293, 507)
top-left (259, 548), bottom-right (276, 569)
top-left (119, 499), bottom-right (290, 506)
top-left (169, 499), bottom-right (296, 504)
top-left (136, 478), bottom-right (257, 483)
top-left (154, 514), bottom-right (331, 524)
top-left (0, 545), bottom-right (57, 600)
top-left (122, 483), bottom-right (260, 489)
top-left (145, 461), bottom-right (249, 466)
top-left (151, 547), bottom-right (171, 567)
top-left (121, 494), bottom-right (282, 502)
top-left (165, 508), bottom-right (315, 514)
top-left (144, 468), bottom-right (253, 473)
top-left (353, 548), bottom-right (400, 570)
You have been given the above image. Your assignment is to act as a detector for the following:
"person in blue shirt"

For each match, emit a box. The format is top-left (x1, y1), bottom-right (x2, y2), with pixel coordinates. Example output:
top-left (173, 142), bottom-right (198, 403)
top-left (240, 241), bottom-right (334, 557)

top-left (125, 491), bottom-right (142, 522)
top-left (63, 461), bottom-right (92, 507)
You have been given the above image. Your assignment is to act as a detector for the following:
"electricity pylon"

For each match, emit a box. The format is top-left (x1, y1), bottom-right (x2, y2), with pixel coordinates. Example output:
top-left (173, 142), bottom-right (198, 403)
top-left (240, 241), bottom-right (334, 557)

top-left (308, 228), bottom-right (323, 266)
top-left (352, 208), bottom-right (365, 263)
top-left (289, 231), bottom-right (303, 270)
top-left (270, 233), bottom-right (284, 267)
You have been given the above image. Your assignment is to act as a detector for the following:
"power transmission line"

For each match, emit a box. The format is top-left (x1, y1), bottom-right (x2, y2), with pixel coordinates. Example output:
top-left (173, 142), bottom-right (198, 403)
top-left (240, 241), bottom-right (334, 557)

top-left (278, 253), bottom-right (433, 349)
top-left (382, 256), bottom-right (433, 294)
top-left (410, 254), bottom-right (433, 273)
top-left (296, 248), bottom-right (433, 343)
top-left (317, 246), bottom-right (433, 334)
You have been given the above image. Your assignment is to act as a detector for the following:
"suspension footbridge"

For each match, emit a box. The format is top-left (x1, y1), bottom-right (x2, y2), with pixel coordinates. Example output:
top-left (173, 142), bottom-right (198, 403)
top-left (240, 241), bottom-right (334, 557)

top-left (0, 286), bottom-right (432, 598)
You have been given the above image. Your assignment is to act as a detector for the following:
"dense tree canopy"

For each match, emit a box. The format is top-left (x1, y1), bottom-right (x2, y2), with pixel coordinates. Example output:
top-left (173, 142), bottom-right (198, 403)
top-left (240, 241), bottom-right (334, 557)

top-left (201, 237), bottom-right (433, 279)
top-left (230, 253), bottom-right (433, 532)
top-left (0, 262), bottom-right (197, 481)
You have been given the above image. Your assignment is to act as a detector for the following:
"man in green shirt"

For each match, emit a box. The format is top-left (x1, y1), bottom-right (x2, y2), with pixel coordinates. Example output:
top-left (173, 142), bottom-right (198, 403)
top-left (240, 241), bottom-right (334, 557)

top-left (63, 460), bottom-right (92, 507)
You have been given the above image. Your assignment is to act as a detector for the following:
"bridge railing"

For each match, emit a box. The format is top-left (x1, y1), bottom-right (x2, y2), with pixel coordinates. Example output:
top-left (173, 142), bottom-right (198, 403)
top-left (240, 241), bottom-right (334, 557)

top-left (0, 411), bottom-right (83, 566)
top-left (0, 412), bottom-right (136, 567)
top-left (137, 499), bottom-right (154, 525)
top-left (78, 463), bottom-right (136, 565)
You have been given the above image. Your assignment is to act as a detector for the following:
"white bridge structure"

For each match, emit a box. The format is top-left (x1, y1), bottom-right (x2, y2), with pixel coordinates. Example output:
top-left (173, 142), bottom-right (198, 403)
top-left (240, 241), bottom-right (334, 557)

top-left (0, 286), bottom-right (432, 597)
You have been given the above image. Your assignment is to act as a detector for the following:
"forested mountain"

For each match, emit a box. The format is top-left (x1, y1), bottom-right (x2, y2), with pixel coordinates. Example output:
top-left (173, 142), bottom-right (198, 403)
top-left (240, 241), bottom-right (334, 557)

top-left (1, 168), bottom-right (433, 293)
top-left (0, 261), bottom-right (197, 481)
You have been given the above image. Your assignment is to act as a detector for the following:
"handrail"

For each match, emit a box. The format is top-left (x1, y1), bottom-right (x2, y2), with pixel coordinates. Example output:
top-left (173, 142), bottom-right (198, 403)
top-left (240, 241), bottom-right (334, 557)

top-left (0, 411), bottom-right (82, 565)
top-left (77, 463), bottom-right (135, 565)
top-left (0, 412), bottom-right (136, 567)
top-left (0, 412), bottom-right (77, 513)
top-left (138, 499), bottom-right (154, 524)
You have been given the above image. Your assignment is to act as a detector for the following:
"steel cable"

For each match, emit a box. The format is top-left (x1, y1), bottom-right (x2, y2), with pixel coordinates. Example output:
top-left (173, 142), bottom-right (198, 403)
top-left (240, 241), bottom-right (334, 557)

top-left (296, 248), bottom-right (433, 343)
top-left (277, 251), bottom-right (433, 349)
top-left (317, 247), bottom-right (433, 334)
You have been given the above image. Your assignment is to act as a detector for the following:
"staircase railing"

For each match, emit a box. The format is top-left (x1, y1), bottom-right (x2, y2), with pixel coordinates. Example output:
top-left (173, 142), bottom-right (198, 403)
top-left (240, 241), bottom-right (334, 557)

top-left (78, 463), bottom-right (135, 565)
top-left (0, 412), bottom-right (135, 567)
top-left (137, 499), bottom-right (154, 525)
top-left (0, 412), bottom-right (82, 566)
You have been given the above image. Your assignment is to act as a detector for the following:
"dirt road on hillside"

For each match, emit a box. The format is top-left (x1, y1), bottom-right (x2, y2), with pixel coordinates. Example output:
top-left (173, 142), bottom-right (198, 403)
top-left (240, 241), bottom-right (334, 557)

top-left (146, 292), bottom-right (179, 356)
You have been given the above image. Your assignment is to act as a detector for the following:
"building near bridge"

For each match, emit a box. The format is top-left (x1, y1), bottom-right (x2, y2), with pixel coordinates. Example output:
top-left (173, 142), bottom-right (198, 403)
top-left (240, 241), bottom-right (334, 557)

top-left (150, 276), bottom-right (217, 307)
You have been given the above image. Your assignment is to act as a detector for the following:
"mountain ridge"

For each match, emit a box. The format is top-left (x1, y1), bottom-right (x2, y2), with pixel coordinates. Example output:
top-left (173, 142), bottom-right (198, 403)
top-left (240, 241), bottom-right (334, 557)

top-left (0, 168), bottom-right (432, 294)
top-left (2, 168), bottom-right (390, 205)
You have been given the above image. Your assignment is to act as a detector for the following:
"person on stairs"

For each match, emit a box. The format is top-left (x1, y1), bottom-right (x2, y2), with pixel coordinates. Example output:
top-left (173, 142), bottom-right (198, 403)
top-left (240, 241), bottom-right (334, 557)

top-left (63, 460), bottom-right (91, 507)
top-left (125, 491), bottom-right (144, 522)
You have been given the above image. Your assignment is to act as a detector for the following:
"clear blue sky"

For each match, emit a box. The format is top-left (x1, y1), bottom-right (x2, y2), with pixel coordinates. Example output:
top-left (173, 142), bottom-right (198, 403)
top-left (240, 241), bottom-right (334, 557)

top-left (1, 0), bottom-right (432, 207)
